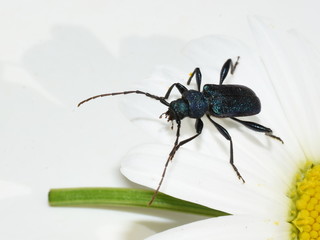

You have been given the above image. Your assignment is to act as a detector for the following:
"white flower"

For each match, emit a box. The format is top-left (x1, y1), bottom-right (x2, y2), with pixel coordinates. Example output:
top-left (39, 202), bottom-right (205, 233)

top-left (120, 16), bottom-right (320, 240)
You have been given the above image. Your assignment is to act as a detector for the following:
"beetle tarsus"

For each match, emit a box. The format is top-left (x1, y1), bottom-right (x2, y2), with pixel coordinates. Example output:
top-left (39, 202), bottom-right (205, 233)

top-left (266, 132), bottom-right (284, 144)
top-left (231, 164), bottom-right (245, 183)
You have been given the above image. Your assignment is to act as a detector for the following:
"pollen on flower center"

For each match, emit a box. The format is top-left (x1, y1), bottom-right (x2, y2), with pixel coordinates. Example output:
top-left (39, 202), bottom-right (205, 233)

top-left (289, 163), bottom-right (320, 240)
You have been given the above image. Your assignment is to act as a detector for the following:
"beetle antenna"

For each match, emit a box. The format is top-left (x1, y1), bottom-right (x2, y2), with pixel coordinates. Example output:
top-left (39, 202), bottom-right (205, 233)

top-left (78, 90), bottom-right (169, 107)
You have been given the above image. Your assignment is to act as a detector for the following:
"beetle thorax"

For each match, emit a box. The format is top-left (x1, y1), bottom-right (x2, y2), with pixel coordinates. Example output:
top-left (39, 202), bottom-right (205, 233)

top-left (182, 90), bottom-right (208, 118)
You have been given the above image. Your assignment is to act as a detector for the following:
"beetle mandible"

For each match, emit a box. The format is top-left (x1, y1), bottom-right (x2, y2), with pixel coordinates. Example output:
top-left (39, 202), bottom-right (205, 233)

top-left (78, 57), bottom-right (283, 205)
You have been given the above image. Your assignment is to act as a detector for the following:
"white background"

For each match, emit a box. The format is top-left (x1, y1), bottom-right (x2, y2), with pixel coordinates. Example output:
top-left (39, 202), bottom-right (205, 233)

top-left (1, 0), bottom-right (319, 239)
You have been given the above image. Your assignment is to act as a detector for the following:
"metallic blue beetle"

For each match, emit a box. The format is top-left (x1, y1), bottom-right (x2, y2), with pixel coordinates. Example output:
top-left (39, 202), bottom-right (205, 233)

top-left (78, 57), bottom-right (283, 205)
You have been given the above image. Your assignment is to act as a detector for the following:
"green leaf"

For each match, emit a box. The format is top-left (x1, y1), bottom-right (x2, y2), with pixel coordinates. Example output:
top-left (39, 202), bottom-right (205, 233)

top-left (49, 188), bottom-right (228, 217)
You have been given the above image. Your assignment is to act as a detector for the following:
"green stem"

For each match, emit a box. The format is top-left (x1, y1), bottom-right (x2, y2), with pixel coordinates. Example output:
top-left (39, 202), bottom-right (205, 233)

top-left (49, 188), bottom-right (228, 217)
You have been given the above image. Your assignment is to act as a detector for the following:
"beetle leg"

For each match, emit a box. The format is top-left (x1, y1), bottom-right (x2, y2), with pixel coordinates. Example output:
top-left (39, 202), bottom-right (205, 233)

top-left (149, 118), bottom-right (203, 205)
top-left (186, 67), bottom-right (202, 91)
top-left (231, 117), bottom-right (284, 144)
top-left (207, 115), bottom-right (245, 183)
top-left (168, 118), bottom-right (203, 160)
top-left (219, 56), bottom-right (240, 85)
top-left (163, 83), bottom-right (188, 99)
top-left (149, 119), bottom-right (181, 205)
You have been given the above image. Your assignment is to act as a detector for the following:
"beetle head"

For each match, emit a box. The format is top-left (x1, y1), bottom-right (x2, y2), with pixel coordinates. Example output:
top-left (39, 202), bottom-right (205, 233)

top-left (160, 99), bottom-right (189, 122)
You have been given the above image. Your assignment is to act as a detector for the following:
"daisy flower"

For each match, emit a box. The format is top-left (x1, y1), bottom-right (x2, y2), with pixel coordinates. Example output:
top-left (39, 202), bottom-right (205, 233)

top-left (120, 17), bottom-right (320, 240)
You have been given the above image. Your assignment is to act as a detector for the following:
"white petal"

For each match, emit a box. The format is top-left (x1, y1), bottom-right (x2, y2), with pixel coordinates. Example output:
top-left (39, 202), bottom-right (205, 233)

top-left (121, 144), bottom-right (289, 219)
top-left (145, 215), bottom-right (291, 240)
top-left (249, 16), bottom-right (320, 160)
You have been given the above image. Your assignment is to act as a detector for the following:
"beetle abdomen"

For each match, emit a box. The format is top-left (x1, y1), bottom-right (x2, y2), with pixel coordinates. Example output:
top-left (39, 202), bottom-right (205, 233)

top-left (203, 84), bottom-right (261, 117)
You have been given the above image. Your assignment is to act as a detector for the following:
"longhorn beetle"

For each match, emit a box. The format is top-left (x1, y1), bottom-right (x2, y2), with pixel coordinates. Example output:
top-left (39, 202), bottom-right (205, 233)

top-left (78, 57), bottom-right (283, 205)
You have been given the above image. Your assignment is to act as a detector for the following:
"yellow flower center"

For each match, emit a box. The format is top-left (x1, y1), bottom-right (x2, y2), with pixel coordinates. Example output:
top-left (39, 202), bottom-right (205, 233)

top-left (289, 163), bottom-right (320, 240)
